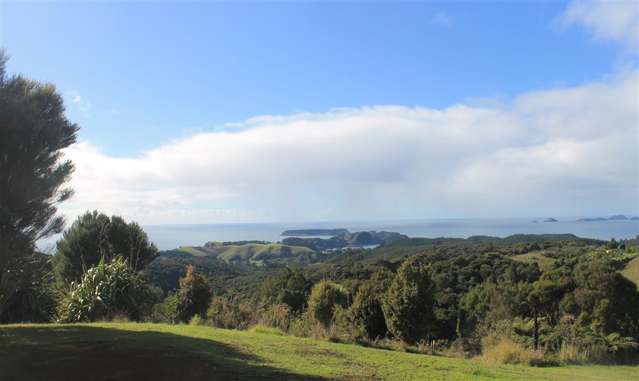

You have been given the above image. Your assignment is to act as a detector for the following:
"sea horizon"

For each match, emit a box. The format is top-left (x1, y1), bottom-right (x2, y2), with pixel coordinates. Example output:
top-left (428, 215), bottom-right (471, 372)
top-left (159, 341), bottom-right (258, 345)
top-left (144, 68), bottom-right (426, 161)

top-left (140, 216), bottom-right (639, 250)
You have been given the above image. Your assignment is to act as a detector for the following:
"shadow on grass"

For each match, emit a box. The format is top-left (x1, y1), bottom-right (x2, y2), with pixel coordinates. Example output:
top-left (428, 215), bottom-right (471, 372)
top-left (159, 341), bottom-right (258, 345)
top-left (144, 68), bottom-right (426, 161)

top-left (0, 325), bottom-right (332, 381)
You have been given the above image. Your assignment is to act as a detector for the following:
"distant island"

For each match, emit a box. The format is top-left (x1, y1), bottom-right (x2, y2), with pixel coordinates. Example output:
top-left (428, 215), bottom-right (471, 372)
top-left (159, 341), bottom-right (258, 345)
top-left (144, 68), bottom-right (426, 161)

top-left (544, 218), bottom-right (558, 222)
top-left (610, 214), bottom-right (629, 220)
top-left (577, 217), bottom-right (607, 222)
top-left (577, 215), bottom-right (638, 222)
top-left (281, 228), bottom-right (349, 236)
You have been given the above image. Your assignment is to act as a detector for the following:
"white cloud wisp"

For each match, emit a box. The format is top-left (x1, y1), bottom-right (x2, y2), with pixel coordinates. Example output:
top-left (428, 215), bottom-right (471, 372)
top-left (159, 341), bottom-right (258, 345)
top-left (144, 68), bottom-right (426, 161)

top-left (562, 0), bottom-right (639, 49)
top-left (61, 72), bottom-right (639, 224)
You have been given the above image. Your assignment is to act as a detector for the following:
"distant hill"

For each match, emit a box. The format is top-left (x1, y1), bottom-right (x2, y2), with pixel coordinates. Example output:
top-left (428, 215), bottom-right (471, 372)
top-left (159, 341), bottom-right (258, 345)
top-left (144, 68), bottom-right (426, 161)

top-left (577, 217), bottom-right (608, 222)
top-left (609, 214), bottom-right (629, 220)
top-left (282, 230), bottom-right (408, 251)
top-left (174, 242), bottom-right (315, 265)
top-left (384, 233), bottom-right (597, 248)
top-left (578, 214), bottom-right (637, 222)
top-left (354, 234), bottom-right (605, 264)
top-left (144, 232), bottom-right (617, 296)
top-left (281, 228), bottom-right (349, 236)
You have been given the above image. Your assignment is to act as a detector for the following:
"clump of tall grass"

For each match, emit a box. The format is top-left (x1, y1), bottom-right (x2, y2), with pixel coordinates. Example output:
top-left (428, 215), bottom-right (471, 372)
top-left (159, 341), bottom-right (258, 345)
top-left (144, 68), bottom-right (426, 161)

top-left (414, 339), bottom-right (448, 355)
top-left (557, 342), bottom-right (589, 364)
top-left (189, 314), bottom-right (204, 326)
top-left (256, 303), bottom-right (292, 331)
top-left (108, 313), bottom-right (131, 323)
top-left (481, 337), bottom-right (551, 366)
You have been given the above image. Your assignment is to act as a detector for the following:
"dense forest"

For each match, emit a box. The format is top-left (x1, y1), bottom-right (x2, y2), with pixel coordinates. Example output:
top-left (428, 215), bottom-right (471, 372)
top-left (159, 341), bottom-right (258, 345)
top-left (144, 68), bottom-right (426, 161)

top-left (139, 232), bottom-right (639, 365)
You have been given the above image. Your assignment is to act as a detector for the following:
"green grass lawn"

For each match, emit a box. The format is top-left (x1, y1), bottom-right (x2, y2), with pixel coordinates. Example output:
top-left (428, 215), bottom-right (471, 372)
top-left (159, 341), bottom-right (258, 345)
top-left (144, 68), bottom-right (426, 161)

top-left (0, 323), bottom-right (637, 381)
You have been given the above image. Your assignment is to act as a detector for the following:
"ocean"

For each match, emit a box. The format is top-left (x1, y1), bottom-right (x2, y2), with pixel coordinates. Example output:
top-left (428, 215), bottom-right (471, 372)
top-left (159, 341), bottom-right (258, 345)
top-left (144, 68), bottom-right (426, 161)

top-left (143, 218), bottom-right (639, 250)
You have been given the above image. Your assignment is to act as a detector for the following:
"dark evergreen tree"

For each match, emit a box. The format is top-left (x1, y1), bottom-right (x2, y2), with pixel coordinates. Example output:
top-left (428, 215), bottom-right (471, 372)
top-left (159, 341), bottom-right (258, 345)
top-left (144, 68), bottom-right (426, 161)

top-left (0, 50), bottom-right (78, 321)
top-left (307, 280), bottom-right (349, 327)
top-left (382, 257), bottom-right (435, 343)
top-left (260, 268), bottom-right (312, 313)
top-left (349, 273), bottom-right (390, 339)
top-left (53, 211), bottom-right (158, 285)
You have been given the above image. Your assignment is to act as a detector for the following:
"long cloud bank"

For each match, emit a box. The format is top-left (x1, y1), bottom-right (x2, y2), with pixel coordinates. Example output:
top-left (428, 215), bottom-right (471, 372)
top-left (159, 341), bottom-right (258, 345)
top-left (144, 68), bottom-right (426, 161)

top-left (61, 70), bottom-right (639, 224)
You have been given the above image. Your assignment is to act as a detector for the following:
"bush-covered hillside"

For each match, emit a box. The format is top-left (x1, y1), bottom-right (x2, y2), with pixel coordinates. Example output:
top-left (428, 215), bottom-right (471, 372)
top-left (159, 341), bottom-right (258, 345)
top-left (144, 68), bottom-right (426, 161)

top-left (138, 233), bottom-right (639, 366)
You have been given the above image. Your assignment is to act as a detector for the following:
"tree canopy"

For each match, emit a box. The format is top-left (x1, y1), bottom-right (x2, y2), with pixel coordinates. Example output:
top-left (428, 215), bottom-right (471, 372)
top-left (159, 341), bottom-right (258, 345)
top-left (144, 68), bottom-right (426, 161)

top-left (54, 211), bottom-right (158, 286)
top-left (382, 258), bottom-right (435, 344)
top-left (0, 50), bottom-right (78, 322)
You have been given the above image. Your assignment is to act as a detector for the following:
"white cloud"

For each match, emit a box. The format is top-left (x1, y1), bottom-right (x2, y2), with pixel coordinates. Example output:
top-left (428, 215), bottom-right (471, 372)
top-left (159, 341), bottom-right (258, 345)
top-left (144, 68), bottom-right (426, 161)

top-left (562, 0), bottom-right (639, 49)
top-left (67, 90), bottom-right (93, 115)
top-left (59, 72), bottom-right (639, 224)
top-left (431, 12), bottom-right (453, 27)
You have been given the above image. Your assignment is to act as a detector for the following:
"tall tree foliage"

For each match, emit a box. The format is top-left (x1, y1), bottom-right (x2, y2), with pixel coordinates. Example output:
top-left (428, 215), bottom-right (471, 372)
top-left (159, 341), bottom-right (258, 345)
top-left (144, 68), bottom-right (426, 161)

top-left (260, 268), bottom-right (312, 313)
top-left (307, 280), bottom-right (349, 327)
top-left (0, 50), bottom-right (78, 321)
top-left (53, 211), bottom-right (158, 286)
top-left (382, 258), bottom-right (435, 343)
top-left (348, 270), bottom-right (392, 339)
top-left (176, 265), bottom-right (212, 323)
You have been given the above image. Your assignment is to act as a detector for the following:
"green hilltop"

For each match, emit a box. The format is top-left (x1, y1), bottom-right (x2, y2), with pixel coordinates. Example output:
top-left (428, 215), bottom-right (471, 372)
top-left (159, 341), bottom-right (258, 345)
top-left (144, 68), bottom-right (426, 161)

top-left (176, 242), bottom-right (315, 265)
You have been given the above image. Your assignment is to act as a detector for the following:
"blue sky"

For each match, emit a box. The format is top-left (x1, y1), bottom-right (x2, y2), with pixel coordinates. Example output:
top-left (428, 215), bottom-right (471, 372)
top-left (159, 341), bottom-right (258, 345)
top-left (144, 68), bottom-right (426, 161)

top-left (1, 1), bottom-right (638, 223)
top-left (2, 1), bottom-right (621, 155)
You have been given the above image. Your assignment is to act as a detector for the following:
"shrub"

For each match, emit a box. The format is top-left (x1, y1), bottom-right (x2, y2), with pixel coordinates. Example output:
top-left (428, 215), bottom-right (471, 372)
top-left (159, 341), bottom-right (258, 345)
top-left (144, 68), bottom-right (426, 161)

top-left (382, 258), bottom-right (435, 343)
top-left (289, 312), bottom-right (336, 340)
top-left (207, 295), bottom-right (256, 329)
top-left (331, 305), bottom-right (356, 342)
top-left (557, 342), bottom-right (591, 364)
top-left (175, 265), bottom-right (212, 323)
top-left (307, 280), bottom-right (349, 327)
top-left (349, 281), bottom-right (388, 340)
top-left (0, 253), bottom-right (58, 323)
top-left (257, 303), bottom-right (293, 331)
top-left (442, 338), bottom-right (479, 358)
top-left (259, 268), bottom-right (312, 313)
top-left (481, 337), bottom-right (546, 366)
top-left (414, 339), bottom-right (448, 355)
top-left (150, 294), bottom-right (179, 323)
top-left (54, 211), bottom-right (158, 286)
top-left (288, 312), bottom-right (317, 337)
top-left (58, 257), bottom-right (150, 322)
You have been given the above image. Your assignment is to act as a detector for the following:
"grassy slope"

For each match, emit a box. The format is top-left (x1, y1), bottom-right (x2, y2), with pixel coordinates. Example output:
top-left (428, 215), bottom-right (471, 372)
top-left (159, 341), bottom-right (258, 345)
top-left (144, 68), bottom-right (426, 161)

top-left (511, 251), bottom-right (555, 271)
top-left (217, 243), bottom-right (313, 263)
top-left (177, 243), bottom-right (314, 263)
top-left (177, 246), bottom-right (209, 257)
top-left (622, 256), bottom-right (639, 287)
top-left (1, 323), bottom-right (637, 381)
